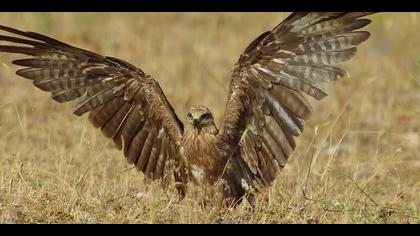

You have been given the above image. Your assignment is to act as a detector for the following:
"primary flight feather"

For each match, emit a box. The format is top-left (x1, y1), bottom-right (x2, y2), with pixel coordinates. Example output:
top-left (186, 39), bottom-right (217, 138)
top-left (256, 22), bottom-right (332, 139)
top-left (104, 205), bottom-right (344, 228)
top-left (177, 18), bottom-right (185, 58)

top-left (0, 12), bottom-right (374, 205)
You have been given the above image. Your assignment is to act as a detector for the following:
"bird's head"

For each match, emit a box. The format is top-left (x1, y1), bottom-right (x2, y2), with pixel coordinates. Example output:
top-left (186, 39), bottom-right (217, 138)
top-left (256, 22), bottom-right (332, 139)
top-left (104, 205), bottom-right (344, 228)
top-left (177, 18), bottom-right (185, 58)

top-left (186, 105), bottom-right (215, 130)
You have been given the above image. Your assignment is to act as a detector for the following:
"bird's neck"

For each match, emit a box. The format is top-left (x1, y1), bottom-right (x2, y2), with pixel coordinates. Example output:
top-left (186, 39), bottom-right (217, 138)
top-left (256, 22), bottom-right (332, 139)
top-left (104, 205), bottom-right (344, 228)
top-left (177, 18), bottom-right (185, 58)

top-left (186, 123), bottom-right (219, 136)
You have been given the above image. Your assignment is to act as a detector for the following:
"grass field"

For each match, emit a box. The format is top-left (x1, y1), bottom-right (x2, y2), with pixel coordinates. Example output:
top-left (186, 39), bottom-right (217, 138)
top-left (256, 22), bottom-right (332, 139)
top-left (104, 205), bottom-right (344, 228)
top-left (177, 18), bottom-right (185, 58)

top-left (0, 13), bottom-right (419, 224)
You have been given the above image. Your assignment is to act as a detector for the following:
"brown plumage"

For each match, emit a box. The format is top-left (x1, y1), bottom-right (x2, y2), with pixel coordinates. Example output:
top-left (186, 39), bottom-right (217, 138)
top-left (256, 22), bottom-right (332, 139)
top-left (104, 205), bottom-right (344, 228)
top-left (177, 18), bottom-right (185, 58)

top-left (0, 12), bottom-right (374, 205)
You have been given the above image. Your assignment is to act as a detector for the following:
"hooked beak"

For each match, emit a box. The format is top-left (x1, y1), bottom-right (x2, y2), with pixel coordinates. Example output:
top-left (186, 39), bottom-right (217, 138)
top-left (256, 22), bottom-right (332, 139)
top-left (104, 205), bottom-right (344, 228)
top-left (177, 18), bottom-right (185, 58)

top-left (192, 119), bottom-right (199, 127)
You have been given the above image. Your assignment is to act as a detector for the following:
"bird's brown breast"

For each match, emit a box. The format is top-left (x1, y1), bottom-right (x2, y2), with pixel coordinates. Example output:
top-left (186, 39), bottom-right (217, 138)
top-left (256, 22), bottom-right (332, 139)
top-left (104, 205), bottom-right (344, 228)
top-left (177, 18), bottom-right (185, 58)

top-left (181, 127), bottom-right (225, 185)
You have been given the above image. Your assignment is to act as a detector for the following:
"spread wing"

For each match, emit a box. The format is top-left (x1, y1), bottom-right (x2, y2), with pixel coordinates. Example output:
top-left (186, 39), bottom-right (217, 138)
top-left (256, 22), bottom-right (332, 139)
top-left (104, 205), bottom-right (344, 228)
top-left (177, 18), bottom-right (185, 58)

top-left (218, 12), bottom-right (374, 188)
top-left (0, 25), bottom-right (187, 193)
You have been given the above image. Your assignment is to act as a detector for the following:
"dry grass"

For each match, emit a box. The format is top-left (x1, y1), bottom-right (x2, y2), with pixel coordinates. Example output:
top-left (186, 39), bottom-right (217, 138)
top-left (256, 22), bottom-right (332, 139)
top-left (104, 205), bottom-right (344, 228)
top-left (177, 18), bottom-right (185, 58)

top-left (0, 13), bottom-right (419, 224)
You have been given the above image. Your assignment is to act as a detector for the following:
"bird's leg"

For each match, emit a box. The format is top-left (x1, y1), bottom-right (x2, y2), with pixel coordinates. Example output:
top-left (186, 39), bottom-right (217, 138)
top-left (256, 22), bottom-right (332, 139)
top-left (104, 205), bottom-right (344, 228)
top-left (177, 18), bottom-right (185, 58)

top-left (133, 178), bottom-right (152, 200)
top-left (198, 186), bottom-right (211, 208)
top-left (258, 188), bottom-right (270, 206)
top-left (173, 169), bottom-right (186, 200)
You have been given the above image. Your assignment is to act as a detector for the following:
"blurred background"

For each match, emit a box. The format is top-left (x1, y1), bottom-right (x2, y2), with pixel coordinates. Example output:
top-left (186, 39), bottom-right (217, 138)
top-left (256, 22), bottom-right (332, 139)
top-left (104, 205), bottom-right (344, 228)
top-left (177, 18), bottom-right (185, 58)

top-left (0, 13), bottom-right (418, 223)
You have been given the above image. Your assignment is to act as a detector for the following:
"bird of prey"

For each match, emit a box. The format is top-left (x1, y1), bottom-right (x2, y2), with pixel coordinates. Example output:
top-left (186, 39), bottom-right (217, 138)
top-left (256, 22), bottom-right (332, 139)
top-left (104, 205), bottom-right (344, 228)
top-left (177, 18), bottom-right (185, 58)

top-left (0, 12), bottom-right (374, 205)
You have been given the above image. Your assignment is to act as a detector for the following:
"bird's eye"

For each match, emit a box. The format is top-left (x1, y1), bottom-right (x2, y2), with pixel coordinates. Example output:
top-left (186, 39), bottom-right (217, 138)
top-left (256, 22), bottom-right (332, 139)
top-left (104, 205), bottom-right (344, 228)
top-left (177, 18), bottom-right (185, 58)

top-left (201, 113), bottom-right (211, 120)
top-left (187, 113), bottom-right (193, 120)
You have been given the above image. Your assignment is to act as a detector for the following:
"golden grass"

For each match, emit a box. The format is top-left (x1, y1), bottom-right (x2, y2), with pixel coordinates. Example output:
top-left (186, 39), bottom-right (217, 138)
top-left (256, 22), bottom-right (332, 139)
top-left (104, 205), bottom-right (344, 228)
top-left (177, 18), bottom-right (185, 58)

top-left (0, 12), bottom-right (419, 224)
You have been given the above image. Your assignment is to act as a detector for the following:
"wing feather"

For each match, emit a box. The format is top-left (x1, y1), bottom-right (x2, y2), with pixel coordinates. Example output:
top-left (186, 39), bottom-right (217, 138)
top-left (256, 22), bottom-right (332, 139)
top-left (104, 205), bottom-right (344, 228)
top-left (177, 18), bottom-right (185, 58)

top-left (127, 122), bottom-right (150, 165)
top-left (0, 25), bottom-right (187, 195)
top-left (136, 128), bottom-right (157, 172)
top-left (154, 137), bottom-right (168, 179)
top-left (218, 12), bottom-right (374, 191)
